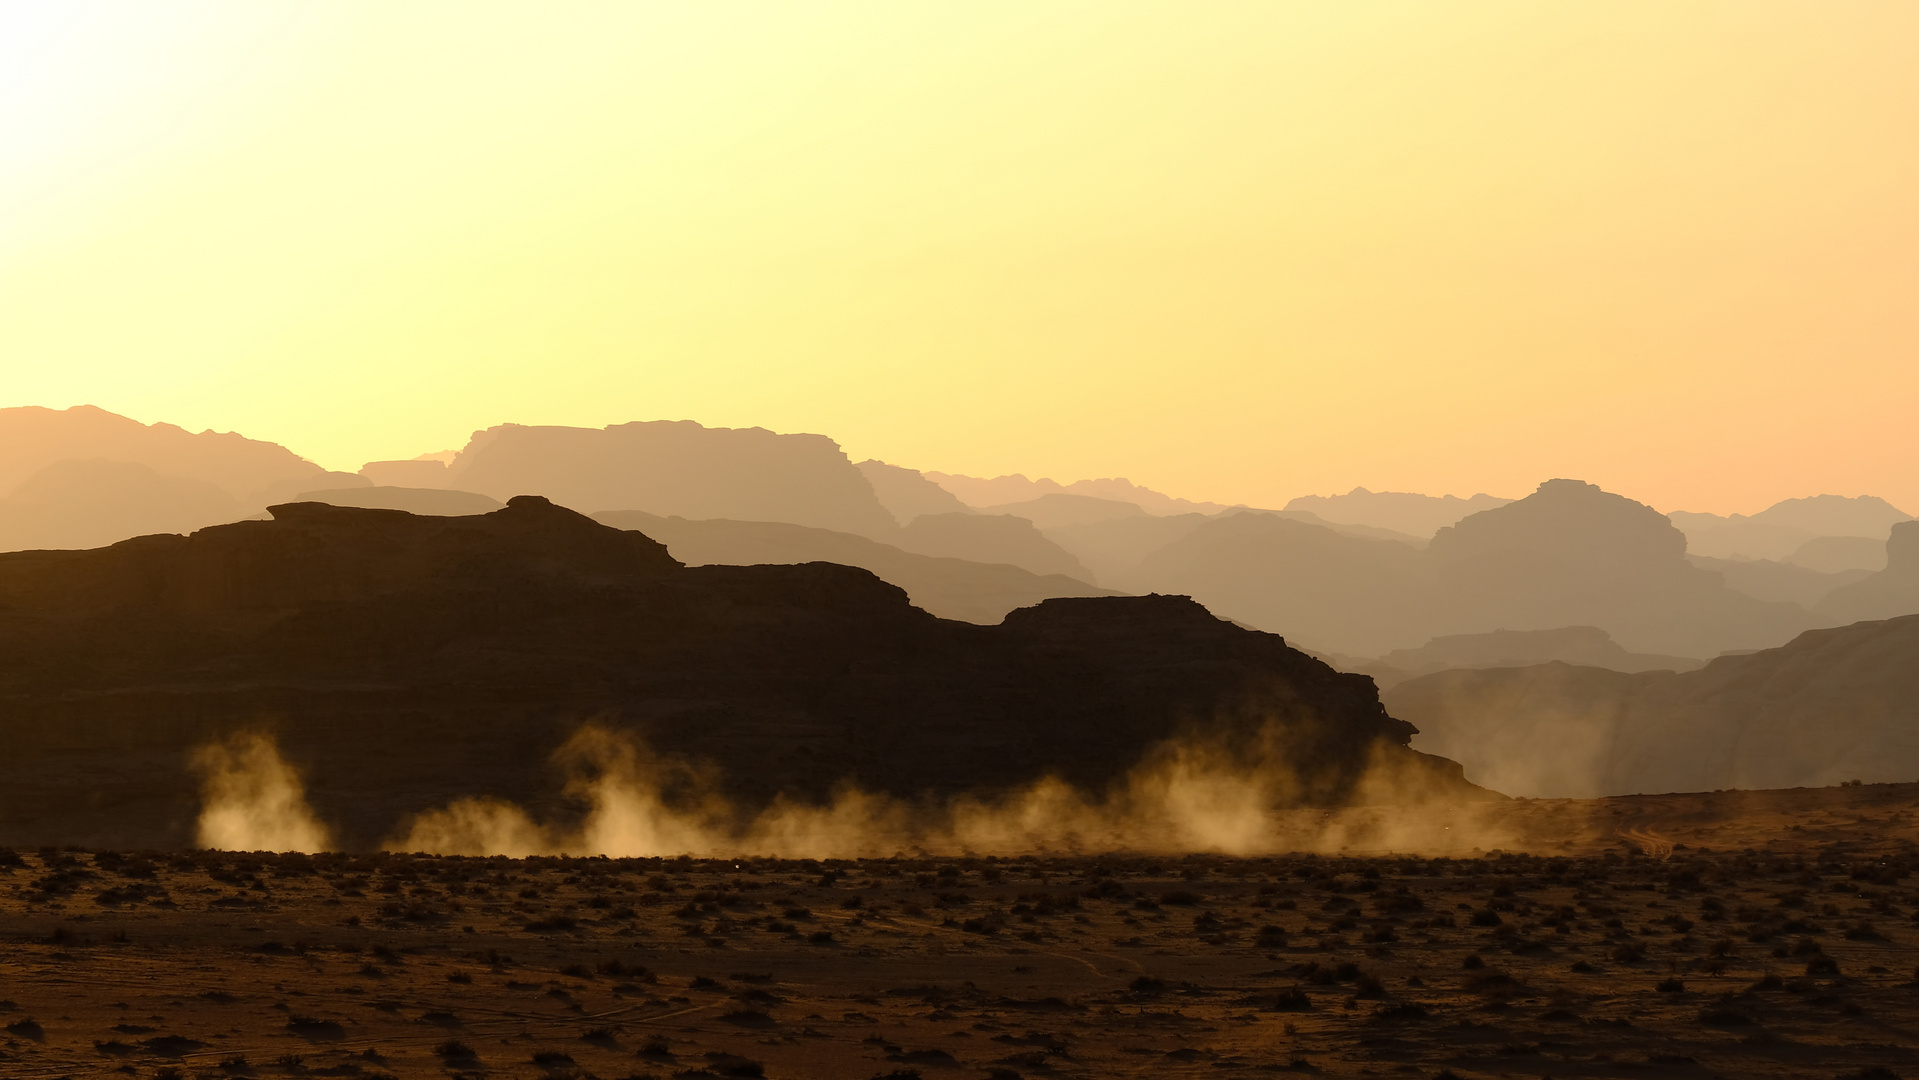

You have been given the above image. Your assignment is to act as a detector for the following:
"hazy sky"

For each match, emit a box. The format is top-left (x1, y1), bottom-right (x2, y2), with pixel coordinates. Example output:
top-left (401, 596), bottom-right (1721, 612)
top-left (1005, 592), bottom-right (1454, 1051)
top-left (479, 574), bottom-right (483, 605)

top-left (3, 2), bottom-right (1915, 514)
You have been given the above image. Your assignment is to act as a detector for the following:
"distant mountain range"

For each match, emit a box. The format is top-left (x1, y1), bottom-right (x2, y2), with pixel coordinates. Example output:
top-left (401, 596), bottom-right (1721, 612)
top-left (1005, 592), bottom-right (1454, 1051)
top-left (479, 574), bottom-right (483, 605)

top-left (4, 405), bottom-right (1915, 679)
top-left (1388, 611), bottom-right (1919, 798)
top-left (1283, 487), bottom-right (1513, 539)
top-left (1669, 495), bottom-right (1911, 569)
top-left (1119, 480), bottom-right (1811, 658)
top-left (0, 405), bottom-right (361, 550)
top-left (924, 471), bottom-right (1235, 516)
top-left (592, 509), bottom-right (1111, 623)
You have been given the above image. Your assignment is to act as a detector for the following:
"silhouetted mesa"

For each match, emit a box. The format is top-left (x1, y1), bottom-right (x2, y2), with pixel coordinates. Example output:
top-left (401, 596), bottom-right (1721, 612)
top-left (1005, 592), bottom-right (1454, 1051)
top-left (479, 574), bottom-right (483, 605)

top-left (0, 497), bottom-right (1473, 848)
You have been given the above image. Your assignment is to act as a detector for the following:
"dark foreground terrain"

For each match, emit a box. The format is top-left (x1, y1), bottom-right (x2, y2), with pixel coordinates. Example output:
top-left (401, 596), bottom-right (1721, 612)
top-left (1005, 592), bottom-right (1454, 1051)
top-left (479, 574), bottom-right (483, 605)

top-left (5, 784), bottom-right (1919, 1079)
top-left (0, 496), bottom-right (1465, 850)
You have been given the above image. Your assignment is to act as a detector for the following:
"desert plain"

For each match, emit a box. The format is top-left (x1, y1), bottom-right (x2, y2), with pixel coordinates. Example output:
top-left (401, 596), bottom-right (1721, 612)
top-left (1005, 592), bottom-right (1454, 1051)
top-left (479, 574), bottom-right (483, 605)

top-left (5, 783), bottom-right (1919, 1080)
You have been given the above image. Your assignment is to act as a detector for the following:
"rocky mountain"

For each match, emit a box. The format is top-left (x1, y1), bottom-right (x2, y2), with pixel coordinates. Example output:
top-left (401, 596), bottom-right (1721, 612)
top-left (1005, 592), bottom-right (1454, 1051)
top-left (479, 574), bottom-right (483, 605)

top-left (0, 498), bottom-right (1471, 848)
top-left (0, 460), bottom-right (242, 552)
top-left (358, 456), bottom-right (458, 488)
top-left (893, 511), bottom-right (1094, 582)
top-left (1131, 512), bottom-right (1426, 657)
top-left (1363, 627), bottom-right (1700, 689)
top-left (1048, 509), bottom-right (1422, 593)
top-left (443, 421), bottom-right (900, 538)
top-left (1283, 488), bottom-right (1512, 539)
top-left (854, 459), bottom-right (974, 524)
top-left (925, 472), bottom-right (1233, 516)
top-left (1686, 554), bottom-right (1871, 608)
top-left (1421, 480), bottom-right (1806, 658)
top-left (593, 509), bottom-right (1113, 623)
top-left (1813, 521), bottom-right (1919, 625)
top-left (1131, 481), bottom-right (1806, 658)
top-left (1385, 614), bottom-right (1919, 798)
top-left (1752, 494), bottom-right (1912, 537)
top-left (1669, 494), bottom-right (1911, 562)
top-left (976, 493), bottom-right (1146, 531)
top-left (0, 404), bottom-right (331, 499)
top-left (0, 405), bottom-right (356, 551)
top-left (1786, 535), bottom-right (1887, 574)
top-left (1044, 512), bottom-right (1216, 584)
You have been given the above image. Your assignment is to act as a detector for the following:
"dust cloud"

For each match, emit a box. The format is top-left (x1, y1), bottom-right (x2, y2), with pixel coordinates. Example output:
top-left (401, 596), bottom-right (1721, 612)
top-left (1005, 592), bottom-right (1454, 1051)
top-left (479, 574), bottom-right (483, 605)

top-left (188, 726), bottom-right (1522, 858)
top-left (191, 732), bottom-right (333, 853)
top-left (380, 724), bottom-right (1523, 859)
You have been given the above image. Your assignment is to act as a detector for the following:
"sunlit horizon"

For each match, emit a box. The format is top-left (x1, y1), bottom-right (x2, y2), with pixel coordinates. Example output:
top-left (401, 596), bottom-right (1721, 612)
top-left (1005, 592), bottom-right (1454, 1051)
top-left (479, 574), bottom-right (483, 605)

top-left (4, 2), bottom-right (1916, 515)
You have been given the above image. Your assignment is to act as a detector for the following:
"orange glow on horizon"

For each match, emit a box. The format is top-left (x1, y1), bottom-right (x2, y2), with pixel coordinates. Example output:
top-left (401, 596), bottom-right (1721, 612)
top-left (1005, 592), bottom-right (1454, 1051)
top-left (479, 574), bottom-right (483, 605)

top-left (2, 2), bottom-right (1915, 515)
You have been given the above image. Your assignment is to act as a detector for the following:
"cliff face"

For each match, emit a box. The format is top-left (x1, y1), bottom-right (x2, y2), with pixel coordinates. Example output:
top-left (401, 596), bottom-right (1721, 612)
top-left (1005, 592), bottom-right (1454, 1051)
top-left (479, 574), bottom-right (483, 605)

top-left (0, 498), bottom-right (1469, 848)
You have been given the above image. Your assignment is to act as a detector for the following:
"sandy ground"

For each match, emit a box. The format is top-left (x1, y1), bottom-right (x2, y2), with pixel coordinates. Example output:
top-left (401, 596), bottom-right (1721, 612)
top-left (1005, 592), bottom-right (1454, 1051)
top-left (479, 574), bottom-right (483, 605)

top-left (4, 782), bottom-right (1919, 1080)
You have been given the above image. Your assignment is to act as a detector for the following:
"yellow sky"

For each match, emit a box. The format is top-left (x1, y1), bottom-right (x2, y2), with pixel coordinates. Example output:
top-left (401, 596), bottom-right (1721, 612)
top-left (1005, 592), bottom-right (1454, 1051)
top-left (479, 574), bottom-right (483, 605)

top-left (3, 1), bottom-right (1915, 514)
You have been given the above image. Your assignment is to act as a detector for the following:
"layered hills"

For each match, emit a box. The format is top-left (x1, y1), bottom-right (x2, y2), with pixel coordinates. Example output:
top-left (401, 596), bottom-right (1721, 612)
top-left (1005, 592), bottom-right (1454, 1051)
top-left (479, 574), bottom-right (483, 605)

top-left (1670, 494), bottom-right (1911, 566)
top-left (1283, 487), bottom-right (1512, 538)
top-left (1129, 480), bottom-right (1808, 658)
top-left (1331, 626), bottom-right (1702, 691)
top-left (0, 498), bottom-right (1470, 848)
top-left (592, 509), bottom-right (1112, 623)
top-left (441, 421), bottom-right (900, 538)
top-left (1813, 520), bottom-right (1919, 625)
top-left (1386, 613), bottom-right (1919, 798)
top-left (0, 406), bottom-right (361, 549)
top-left (7, 405), bottom-right (1916, 684)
